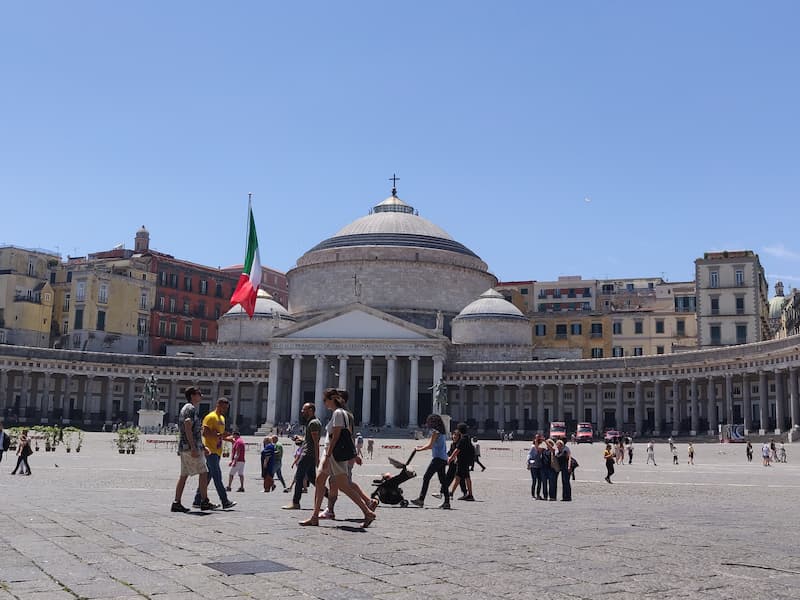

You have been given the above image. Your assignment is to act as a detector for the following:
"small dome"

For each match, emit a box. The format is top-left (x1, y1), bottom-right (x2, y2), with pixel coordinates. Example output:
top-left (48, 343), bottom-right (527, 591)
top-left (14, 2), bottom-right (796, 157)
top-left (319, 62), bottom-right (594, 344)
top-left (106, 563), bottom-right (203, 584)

top-left (223, 289), bottom-right (295, 320)
top-left (769, 296), bottom-right (786, 319)
top-left (455, 289), bottom-right (526, 319)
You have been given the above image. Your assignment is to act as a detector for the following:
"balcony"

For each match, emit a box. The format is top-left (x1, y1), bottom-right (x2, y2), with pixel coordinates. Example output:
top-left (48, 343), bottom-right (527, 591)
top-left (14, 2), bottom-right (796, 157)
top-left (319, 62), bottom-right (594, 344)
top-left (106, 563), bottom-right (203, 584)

top-left (13, 294), bottom-right (41, 304)
top-left (590, 333), bottom-right (603, 338)
top-left (555, 333), bottom-right (567, 340)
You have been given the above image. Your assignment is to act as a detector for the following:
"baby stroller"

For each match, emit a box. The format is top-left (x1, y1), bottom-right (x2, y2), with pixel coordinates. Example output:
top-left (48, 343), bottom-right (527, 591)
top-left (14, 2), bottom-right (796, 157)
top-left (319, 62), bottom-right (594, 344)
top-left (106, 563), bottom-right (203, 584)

top-left (371, 450), bottom-right (416, 507)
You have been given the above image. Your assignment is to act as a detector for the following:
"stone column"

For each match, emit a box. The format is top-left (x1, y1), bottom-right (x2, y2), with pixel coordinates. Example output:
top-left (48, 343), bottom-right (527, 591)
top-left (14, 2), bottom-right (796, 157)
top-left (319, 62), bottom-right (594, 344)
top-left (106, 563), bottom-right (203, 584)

top-left (314, 355), bottom-right (326, 418)
top-left (634, 380), bottom-right (643, 437)
top-left (104, 376), bottom-right (114, 423)
top-left (671, 379), bottom-right (680, 436)
top-left (361, 355), bottom-right (373, 426)
top-left (576, 383), bottom-right (584, 424)
top-left (495, 385), bottom-right (505, 429)
top-left (81, 376), bottom-right (92, 422)
top-left (409, 356), bottom-right (419, 428)
top-left (266, 353), bottom-right (281, 427)
top-left (789, 367), bottom-right (799, 430)
top-left (536, 384), bottom-right (544, 433)
top-left (742, 374), bottom-right (752, 434)
top-left (462, 384), bottom-right (470, 425)
top-left (654, 380), bottom-right (663, 436)
top-left (759, 371), bottom-right (768, 434)
top-left (690, 377), bottom-right (699, 435)
top-left (21, 371), bottom-right (31, 416)
top-left (337, 354), bottom-right (348, 391)
top-left (596, 382), bottom-right (603, 434)
top-left (774, 370), bottom-right (785, 434)
top-left (0, 369), bottom-right (7, 410)
top-left (724, 374), bottom-right (734, 425)
top-left (615, 382), bottom-right (624, 430)
top-left (231, 379), bottom-right (240, 428)
top-left (63, 374), bottom-right (73, 421)
top-left (556, 383), bottom-right (564, 421)
top-left (707, 377), bottom-right (717, 436)
top-left (290, 354), bottom-right (302, 425)
top-left (167, 379), bottom-right (178, 422)
top-left (516, 384), bottom-right (525, 431)
top-left (385, 355), bottom-right (397, 427)
top-left (42, 372), bottom-right (52, 417)
top-left (479, 384), bottom-right (487, 429)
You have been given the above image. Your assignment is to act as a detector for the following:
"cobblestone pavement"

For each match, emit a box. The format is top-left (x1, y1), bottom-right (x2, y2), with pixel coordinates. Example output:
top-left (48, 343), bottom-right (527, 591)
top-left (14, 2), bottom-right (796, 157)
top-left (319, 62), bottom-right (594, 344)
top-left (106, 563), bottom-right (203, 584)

top-left (1, 434), bottom-right (799, 599)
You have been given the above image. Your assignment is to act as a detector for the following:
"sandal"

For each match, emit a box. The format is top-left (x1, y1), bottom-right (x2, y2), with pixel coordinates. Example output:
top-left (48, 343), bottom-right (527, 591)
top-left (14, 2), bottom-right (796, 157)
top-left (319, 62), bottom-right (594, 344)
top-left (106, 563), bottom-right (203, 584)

top-left (319, 509), bottom-right (335, 520)
top-left (361, 512), bottom-right (376, 528)
top-left (299, 517), bottom-right (319, 527)
top-left (369, 498), bottom-right (379, 511)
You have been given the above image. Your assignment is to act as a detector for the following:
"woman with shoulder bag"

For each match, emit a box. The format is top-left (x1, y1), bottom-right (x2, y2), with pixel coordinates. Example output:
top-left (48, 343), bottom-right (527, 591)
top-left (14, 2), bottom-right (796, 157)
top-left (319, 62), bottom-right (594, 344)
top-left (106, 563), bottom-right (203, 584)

top-left (11, 429), bottom-right (32, 475)
top-left (300, 389), bottom-right (376, 528)
top-left (528, 436), bottom-right (545, 499)
top-left (542, 438), bottom-right (558, 501)
top-left (410, 414), bottom-right (451, 509)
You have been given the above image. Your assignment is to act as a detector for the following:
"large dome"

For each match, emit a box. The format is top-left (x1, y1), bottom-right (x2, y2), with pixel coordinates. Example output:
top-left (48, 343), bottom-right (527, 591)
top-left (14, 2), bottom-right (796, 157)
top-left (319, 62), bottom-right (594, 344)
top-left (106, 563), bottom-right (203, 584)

top-left (306, 195), bottom-right (479, 258)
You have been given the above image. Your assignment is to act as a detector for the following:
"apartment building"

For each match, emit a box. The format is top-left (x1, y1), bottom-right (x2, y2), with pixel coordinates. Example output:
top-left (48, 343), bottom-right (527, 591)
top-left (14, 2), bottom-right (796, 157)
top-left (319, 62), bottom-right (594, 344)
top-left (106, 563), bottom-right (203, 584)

top-left (695, 251), bottom-right (770, 346)
top-left (0, 246), bottom-right (58, 347)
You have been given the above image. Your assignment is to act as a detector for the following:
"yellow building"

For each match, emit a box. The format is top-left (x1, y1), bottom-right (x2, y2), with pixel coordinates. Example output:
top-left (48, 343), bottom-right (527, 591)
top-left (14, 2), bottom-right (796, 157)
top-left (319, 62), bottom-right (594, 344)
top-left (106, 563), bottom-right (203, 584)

top-left (51, 253), bottom-right (156, 354)
top-left (531, 312), bottom-right (612, 359)
top-left (0, 246), bottom-right (58, 347)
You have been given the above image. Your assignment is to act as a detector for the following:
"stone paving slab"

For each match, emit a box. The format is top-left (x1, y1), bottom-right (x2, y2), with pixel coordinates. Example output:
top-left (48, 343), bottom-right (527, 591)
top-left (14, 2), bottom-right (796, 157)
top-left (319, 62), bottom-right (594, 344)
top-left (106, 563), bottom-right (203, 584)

top-left (1, 434), bottom-right (799, 599)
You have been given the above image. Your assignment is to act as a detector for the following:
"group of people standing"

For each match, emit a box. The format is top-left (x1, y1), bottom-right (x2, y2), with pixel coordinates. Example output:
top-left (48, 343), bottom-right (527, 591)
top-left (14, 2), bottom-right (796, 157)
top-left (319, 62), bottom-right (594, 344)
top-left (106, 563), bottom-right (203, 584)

top-left (526, 436), bottom-right (575, 501)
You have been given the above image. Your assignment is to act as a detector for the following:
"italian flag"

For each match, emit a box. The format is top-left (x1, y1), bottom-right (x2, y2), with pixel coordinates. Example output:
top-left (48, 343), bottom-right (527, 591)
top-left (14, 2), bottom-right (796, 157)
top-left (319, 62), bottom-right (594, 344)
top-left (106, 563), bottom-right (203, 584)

top-left (230, 200), bottom-right (262, 318)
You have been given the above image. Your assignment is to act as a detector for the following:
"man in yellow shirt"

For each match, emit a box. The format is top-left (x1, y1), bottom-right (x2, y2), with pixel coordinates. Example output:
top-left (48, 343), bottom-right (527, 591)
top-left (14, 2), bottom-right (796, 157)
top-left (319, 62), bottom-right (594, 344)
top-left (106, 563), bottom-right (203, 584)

top-left (193, 397), bottom-right (237, 509)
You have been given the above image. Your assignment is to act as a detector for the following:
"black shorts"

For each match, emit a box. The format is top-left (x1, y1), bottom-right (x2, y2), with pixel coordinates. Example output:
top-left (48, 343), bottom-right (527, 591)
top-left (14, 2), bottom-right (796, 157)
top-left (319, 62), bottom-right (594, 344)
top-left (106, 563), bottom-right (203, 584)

top-left (456, 466), bottom-right (471, 479)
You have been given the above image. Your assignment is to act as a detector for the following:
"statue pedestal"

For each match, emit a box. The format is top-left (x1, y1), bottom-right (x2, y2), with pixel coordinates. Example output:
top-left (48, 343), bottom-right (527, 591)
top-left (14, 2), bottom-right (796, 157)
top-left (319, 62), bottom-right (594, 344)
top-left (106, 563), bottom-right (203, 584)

top-left (137, 409), bottom-right (164, 433)
top-left (441, 414), bottom-right (452, 436)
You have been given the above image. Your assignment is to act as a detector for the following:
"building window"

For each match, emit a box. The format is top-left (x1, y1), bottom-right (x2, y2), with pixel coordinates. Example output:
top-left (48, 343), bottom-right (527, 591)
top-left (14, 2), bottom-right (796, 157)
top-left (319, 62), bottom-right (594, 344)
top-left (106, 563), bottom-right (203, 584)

top-left (591, 348), bottom-right (604, 358)
top-left (66, 271), bottom-right (73, 283)
top-left (535, 324), bottom-right (546, 336)
top-left (74, 308), bottom-right (84, 330)
top-left (677, 319), bottom-right (685, 337)
top-left (590, 323), bottom-right (603, 338)
top-left (215, 283), bottom-right (223, 298)
top-left (655, 320), bottom-right (664, 334)
top-left (626, 283), bottom-right (635, 292)
top-left (76, 281), bottom-right (86, 302)
top-left (675, 296), bottom-right (696, 312)
top-left (555, 324), bottom-right (567, 339)
top-left (184, 323), bottom-right (192, 339)
top-left (602, 284), bottom-right (614, 294)
top-left (137, 317), bottom-right (148, 336)
top-left (197, 301), bottom-right (205, 318)
top-left (612, 321), bottom-right (622, 335)
top-left (634, 321), bottom-right (643, 334)
top-left (50, 271), bottom-right (56, 284)
top-left (183, 300), bottom-right (190, 315)
top-left (570, 323), bottom-right (582, 335)
top-left (96, 311), bottom-right (106, 331)
top-left (184, 276), bottom-right (192, 292)
top-left (158, 320), bottom-right (166, 336)
top-left (63, 294), bottom-right (70, 311)
top-left (140, 292), bottom-right (148, 310)
top-left (169, 297), bottom-right (176, 313)
top-left (200, 325), bottom-right (208, 342)
top-left (710, 270), bottom-right (719, 288)
top-left (159, 271), bottom-right (167, 285)
top-left (169, 273), bottom-right (178, 288)
top-left (520, 288), bottom-right (528, 295)
top-left (633, 347), bottom-right (643, 356)
top-left (158, 296), bottom-right (165, 310)
top-left (200, 279), bottom-right (208, 295)
top-left (711, 297), bottom-right (720, 315)
top-left (62, 320), bottom-right (69, 335)
top-left (735, 269), bottom-right (744, 286)
top-left (214, 305), bottom-right (221, 319)
top-left (656, 345), bottom-right (665, 355)
top-left (710, 325), bottom-right (721, 345)
top-left (736, 324), bottom-right (747, 344)
top-left (612, 346), bottom-right (624, 357)
top-left (735, 296), bottom-right (745, 315)
top-left (137, 339), bottom-right (145, 352)
top-left (169, 321), bottom-right (177, 338)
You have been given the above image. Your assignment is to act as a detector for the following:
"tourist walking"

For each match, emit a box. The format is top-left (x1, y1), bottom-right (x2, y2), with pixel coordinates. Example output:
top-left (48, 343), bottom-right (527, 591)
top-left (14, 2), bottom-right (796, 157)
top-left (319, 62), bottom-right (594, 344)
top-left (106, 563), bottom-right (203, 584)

top-left (226, 429), bottom-right (246, 492)
top-left (367, 438), bottom-right (374, 459)
top-left (672, 445), bottom-right (679, 465)
top-left (261, 436), bottom-right (276, 492)
top-left (646, 440), bottom-right (657, 466)
top-left (603, 443), bottom-right (615, 483)
top-left (171, 387), bottom-right (213, 513)
top-left (300, 389), bottom-right (376, 527)
top-left (761, 442), bottom-right (771, 467)
top-left (616, 440), bottom-right (625, 465)
top-left (472, 437), bottom-right (486, 471)
top-left (282, 403), bottom-right (321, 510)
top-left (411, 414), bottom-right (451, 509)
top-left (449, 422), bottom-right (475, 501)
top-left (193, 397), bottom-right (236, 510)
top-left (271, 435), bottom-right (287, 489)
top-left (627, 439), bottom-right (634, 464)
top-left (687, 442), bottom-right (695, 465)
top-left (746, 440), bottom-right (753, 462)
top-left (11, 429), bottom-right (32, 475)
top-left (0, 421), bottom-right (9, 464)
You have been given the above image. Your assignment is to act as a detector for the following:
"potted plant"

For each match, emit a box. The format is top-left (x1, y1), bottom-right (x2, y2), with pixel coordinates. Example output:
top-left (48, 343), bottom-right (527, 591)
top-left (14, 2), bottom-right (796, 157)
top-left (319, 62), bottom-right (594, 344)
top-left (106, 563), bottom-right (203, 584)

top-left (75, 429), bottom-right (84, 453)
top-left (116, 428), bottom-right (127, 453)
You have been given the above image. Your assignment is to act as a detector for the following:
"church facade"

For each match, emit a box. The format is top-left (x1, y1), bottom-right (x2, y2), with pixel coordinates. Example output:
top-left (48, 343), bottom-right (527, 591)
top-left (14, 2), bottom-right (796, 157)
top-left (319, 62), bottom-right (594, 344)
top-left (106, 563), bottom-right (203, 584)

top-left (2, 190), bottom-right (800, 438)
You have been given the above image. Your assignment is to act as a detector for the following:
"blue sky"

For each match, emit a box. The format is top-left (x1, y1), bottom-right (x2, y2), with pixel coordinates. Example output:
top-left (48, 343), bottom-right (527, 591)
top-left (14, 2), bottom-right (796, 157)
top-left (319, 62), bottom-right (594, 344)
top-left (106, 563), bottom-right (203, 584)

top-left (1, 2), bottom-right (798, 293)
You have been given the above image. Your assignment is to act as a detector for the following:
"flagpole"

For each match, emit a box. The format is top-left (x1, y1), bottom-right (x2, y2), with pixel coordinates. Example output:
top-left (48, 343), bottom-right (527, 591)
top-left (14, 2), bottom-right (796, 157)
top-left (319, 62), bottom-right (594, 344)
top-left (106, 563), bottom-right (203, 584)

top-left (238, 193), bottom-right (252, 344)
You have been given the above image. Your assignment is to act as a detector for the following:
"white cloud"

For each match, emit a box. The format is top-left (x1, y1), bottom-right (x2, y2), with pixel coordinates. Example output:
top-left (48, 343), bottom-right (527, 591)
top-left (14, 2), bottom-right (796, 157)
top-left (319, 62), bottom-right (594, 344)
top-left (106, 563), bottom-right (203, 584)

top-left (762, 244), bottom-right (800, 261)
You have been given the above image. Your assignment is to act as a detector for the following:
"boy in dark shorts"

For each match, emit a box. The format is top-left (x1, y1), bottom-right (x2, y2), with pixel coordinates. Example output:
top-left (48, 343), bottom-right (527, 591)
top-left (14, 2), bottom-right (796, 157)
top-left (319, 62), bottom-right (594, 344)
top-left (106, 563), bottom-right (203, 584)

top-left (449, 422), bottom-right (475, 501)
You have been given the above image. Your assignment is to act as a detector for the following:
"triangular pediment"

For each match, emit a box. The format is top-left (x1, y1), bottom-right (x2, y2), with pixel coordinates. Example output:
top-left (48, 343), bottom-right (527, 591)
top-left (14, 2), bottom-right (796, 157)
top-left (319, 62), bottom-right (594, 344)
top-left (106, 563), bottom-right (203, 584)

top-left (275, 305), bottom-right (442, 340)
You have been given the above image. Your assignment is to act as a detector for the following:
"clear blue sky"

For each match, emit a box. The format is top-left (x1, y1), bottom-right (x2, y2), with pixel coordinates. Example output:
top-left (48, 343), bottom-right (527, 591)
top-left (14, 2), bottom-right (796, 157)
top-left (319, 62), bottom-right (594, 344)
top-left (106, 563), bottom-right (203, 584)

top-left (2, 2), bottom-right (798, 293)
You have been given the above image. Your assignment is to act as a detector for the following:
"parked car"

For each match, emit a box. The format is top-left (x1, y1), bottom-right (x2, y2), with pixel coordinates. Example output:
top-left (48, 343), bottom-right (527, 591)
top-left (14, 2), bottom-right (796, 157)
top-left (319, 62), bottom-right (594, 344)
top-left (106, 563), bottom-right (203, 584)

top-left (604, 429), bottom-right (621, 444)
top-left (549, 421), bottom-right (567, 441)
top-left (575, 422), bottom-right (594, 443)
